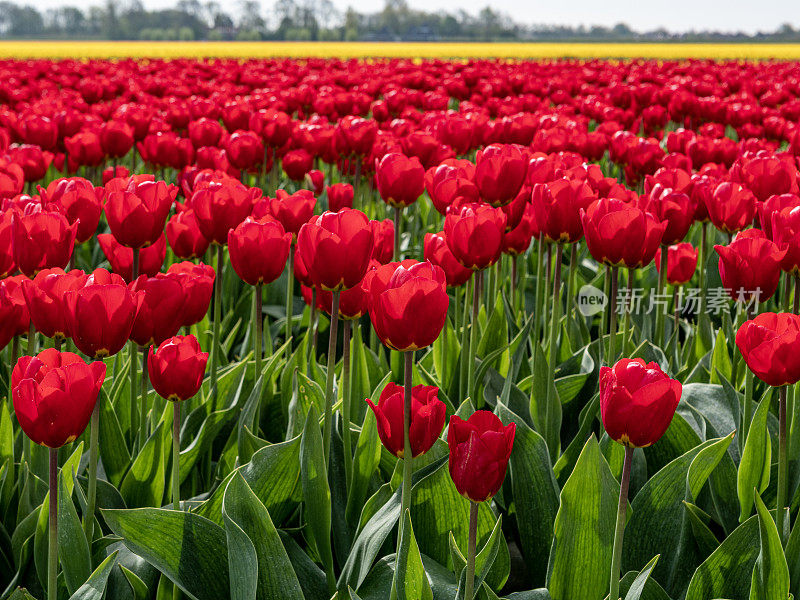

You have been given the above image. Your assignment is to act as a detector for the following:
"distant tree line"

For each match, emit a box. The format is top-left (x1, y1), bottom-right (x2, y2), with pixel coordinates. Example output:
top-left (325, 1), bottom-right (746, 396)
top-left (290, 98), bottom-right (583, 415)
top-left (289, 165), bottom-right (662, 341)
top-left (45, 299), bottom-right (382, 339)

top-left (0, 0), bottom-right (798, 43)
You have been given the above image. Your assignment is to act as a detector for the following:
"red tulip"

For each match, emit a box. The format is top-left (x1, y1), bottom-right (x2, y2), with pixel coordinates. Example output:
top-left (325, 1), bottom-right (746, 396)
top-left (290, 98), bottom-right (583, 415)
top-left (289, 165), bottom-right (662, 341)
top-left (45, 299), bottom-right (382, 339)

top-left (759, 193), bottom-right (800, 239)
top-left (0, 159), bottom-right (25, 199)
top-left (22, 268), bottom-right (88, 341)
top-left (637, 184), bottom-right (695, 245)
top-left (654, 243), bottom-right (698, 285)
top-left (0, 210), bottom-right (16, 277)
top-left (424, 231), bottom-right (473, 287)
top-left (64, 268), bottom-right (143, 358)
top-left (12, 207), bottom-right (77, 277)
top-left (335, 116), bottom-right (378, 157)
top-left (369, 260), bottom-right (448, 351)
top-left (448, 411), bottom-right (515, 503)
top-left (97, 233), bottom-right (166, 283)
top-left (474, 144), bottom-right (527, 207)
top-left (101, 121), bottom-right (135, 159)
top-left (39, 177), bottom-right (104, 243)
top-left (254, 189), bottom-right (316, 238)
top-left (8, 145), bottom-right (51, 182)
top-left (64, 132), bottom-right (105, 171)
top-left (531, 178), bottom-right (597, 244)
top-left (167, 261), bottom-right (215, 327)
top-left (375, 153), bottom-right (425, 208)
top-left (715, 230), bottom-right (785, 303)
top-left (581, 198), bottom-right (665, 268)
top-left (502, 204), bottom-right (536, 256)
top-left (297, 208), bottom-right (374, 291)
top-left (306, 169), bottom-right (324, 195)
top-left (228, 216), bottom-right (292, 286)
top-left (736, 313), bottom-right (800, 386)
top-left (366, 382), bottom-right (446, 458)
top-left (444, 202), bottom-right (506, 271)
top-left (191, 177), bottom-right (260, 245)
top-left (148, 335), bottom-right (209, 401)
top-left (225, 130), bottom-right (264, 171)
top-left (599, 358), bottom-right (682, 448)
top-left (707, 182), bottom-right (756, 234)
top-left (166, 209), bottom-right (210, 259)
top-left (105, 177), bottom-right (174, 249)
top-left (370, 218), bottom-right (395, 264)
top-left (425, 160), bottom-right (479, 216)
top-left (326, 183), bottom-right (354, 212)
top-left (128, 274), bottom-right (186, 347)
top-left (0, 275), bottom-right (30, 349)
top-left (282, 149), bottom-right (314, 182)
top-left (188, 118), bottom-right (224, 149)
top-left (12, 349), bottom-right (106, 447)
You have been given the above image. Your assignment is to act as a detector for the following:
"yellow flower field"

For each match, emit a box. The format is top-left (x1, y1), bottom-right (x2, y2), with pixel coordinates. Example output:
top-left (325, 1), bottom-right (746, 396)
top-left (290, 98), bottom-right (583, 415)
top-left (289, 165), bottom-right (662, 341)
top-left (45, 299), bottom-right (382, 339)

top-left (1, 40), bottom-right (800, 60)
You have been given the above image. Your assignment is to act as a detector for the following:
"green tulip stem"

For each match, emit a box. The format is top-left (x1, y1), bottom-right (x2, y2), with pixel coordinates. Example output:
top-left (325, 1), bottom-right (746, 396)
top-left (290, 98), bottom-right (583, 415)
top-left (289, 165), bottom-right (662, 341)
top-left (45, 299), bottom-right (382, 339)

top-left (26, 319), bottom-right (35, 356)
top-left (310, 287), bottom-right (318, 360)
top-left (545, 244), bottom-right (563, 448)
top-left (609, 445), bottom-right (633, 600)
top-left (210, 244), bottom-right (223, 402)
top-left (285, 245), bottom-right (295, 362)
top-left (127, 248), bottom-right (140, 449)
top-left (777, 385), bottom-right (788, 545)
top-left (464, 501), bottom-right (479, 600)
top-left (565, 243), bottom-right (578, 322)
top-left (458, 279), bottom-right (471, 400)
top-left (467, 270), bottom-right (482, 407)
top-left (47, 447), bottom-right (58, 600)
top-left (654, 245), bottom-right (668, 347)
top-left (342, 319), bottom-right (353, 492)
top-left (128, 340), bottom-right (138, 450)
top-left (622, 269), bottom-right (633, 356)
top-left (534, 235), bottom-right (545, 343)
top-left (511, 255), bottom-right (518, 319)
top-left (82, 402), bottom-right (99, 544)
top-left (138, 347), bottom-right (149, 447)
top-left (393, 206), bottom-right (402, 260)
top-left (741, 303), bottom-right (757, 454)
top-left (400, 350), bottom-right (414, 539)
top-left (172, 401), bottom-right (181, 511)
top-left (607, 266), bottom-right (619, 364)
top-left (698, 222), bottom-right (707, 316)
top-left (323, 290), bottom-right (340, 465)
top-left (353, 157), bottom-right (362, 209)
top-left (254, 282), bottom-right (263, 383)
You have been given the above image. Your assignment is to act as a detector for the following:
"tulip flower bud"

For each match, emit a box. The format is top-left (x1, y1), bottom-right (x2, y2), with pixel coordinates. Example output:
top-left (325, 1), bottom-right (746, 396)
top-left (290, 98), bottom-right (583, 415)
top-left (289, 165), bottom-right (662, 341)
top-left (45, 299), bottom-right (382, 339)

top-left (12, 349), bottom-right (106, 447)
top-left (228, 216), bottom-right (292, 286)
top-left (654, 243), bottom-right (698, 285)
top-left (448, 411), bottom-right (515, 503)
top-left (366, 382), bottom-right (446, 458)
top-left (368, 260), bottom-right (448, 352)
top-left (148, 335), bottom-right (209, 402)
top-left (736, 313), bottom-right (800, 387)
top-left (599, 358), bottom-right (682, 448)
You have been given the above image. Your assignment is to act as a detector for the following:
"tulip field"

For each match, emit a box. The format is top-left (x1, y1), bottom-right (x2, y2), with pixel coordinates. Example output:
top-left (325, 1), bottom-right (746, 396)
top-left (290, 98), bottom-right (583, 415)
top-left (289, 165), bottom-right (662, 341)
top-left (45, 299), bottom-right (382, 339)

top-left (3, 57), bottom-right (800, 600)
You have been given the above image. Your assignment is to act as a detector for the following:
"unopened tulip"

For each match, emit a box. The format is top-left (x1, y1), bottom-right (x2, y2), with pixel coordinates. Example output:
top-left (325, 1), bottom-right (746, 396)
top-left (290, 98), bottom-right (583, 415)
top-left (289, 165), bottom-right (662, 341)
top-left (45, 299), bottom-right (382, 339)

top-left (228, 216), bottom-right (292, 285)
top-left (369, 260), bottom-right (449, 351)
top-left (12, 349), bottom-right (106, 447)
top-left (366, 382), bottom-right (446, 458)
top-left (655, 243), bottom-right (698, 285)
top-left (599, 358), bottom-right (682, 448)
top-left (297, 208), bottom-right (374, 291)
top-left (444, 202), bottom-right (506, 270)
top-left (448, 411), bottom-right (515, 502)
top-left (148, 335), bottom-right (209, 401)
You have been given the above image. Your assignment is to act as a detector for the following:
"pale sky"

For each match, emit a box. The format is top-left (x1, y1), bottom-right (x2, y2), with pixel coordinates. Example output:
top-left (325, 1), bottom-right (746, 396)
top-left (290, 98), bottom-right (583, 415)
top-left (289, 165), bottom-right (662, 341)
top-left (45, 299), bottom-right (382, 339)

top-left (28, 0), bottom-right (800, 34)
